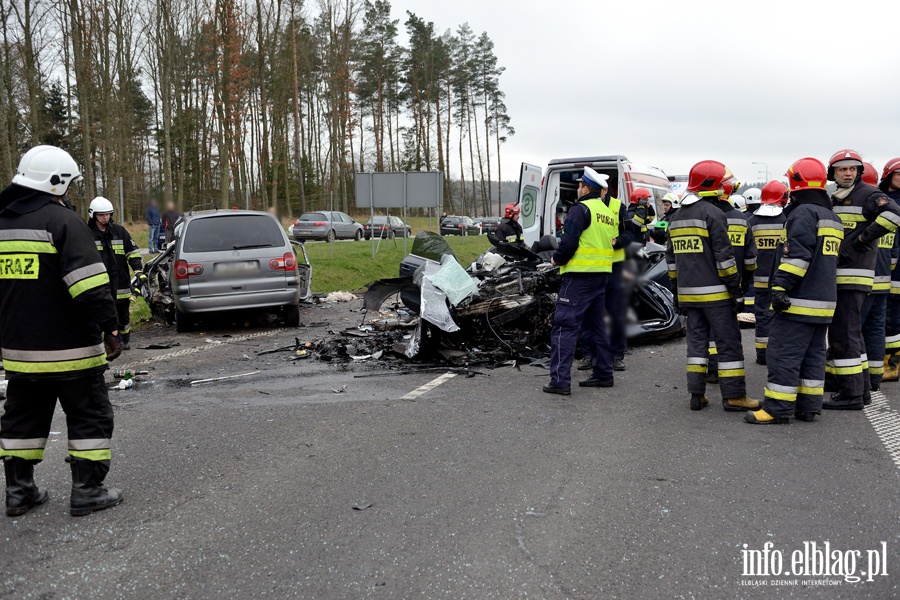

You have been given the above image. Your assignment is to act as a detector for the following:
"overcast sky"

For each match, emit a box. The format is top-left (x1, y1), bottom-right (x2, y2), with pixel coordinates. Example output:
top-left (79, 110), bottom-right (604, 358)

top-left (386, 0), bottom-right (900, 183)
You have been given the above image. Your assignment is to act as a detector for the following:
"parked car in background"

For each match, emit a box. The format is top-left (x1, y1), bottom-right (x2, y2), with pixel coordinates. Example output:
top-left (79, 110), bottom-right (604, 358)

top-left (440, 216), bottom-right (481, 236)
top-left (474, 217), bottom-right (501, 236)
top-left (363, 215), bottom-right (412, 240)
top-left (168, 209), bottom-right (310, 332)
top-left (290, 211), bottom-right (363, 242)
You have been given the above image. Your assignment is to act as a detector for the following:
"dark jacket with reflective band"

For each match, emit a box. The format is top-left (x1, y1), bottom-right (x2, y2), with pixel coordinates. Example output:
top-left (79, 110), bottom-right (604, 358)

top-left (770, 197), bottom-right (842, 324)
top-left (625, 203), bottom-right (648, 245)
top-left (0, 184), bottom-right (118, 380)
top-left (748, 211), bottom-right (786, 290)
top-left (553, 192), bottom-right (627, 273)
top-left (888, 190), bottom-right (900, 294)
top-left (491, 218), bottom-right (523, 245)
top-left (664, 198), bottom-right (740, 307)
top-left (718, 202), bottom-right (757, 286)
top-left (831, 182), bottom-right (900, 292)
top-left (88, 219), bottom-right (142, 300)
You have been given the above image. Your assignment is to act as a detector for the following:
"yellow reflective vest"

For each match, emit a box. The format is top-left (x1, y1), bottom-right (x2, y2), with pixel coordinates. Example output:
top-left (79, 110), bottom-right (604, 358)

top-left (560, 198), bottom-right (618, 274)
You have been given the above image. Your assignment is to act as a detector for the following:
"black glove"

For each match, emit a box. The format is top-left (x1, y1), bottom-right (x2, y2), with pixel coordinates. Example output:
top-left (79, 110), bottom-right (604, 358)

top-left (104, 333), bottom-right (122, 362)
top-left (851, 236), bottom-right (869, 252)
top-left (771, 290), bottom-right (792, 312)
top-left (132, 271), bottom-right (149, 295)
top-left (729, 289), bottom-right (744, 315)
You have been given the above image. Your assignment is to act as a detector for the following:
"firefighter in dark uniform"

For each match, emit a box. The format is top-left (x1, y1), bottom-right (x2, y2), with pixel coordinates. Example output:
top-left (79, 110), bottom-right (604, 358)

top-left (665, 160), bottom-right (760, 412)
top-left (489, 203), bottom-right (523, 246)
top-left (544, 167), bottom-right (619, 395)
top-left (0, 145), bottom-right (123, 517)
top-left (705, 178), bottom-right (757, 382)
top-left (746, 158), bottom-right (842, 424)
top-left (880, 158), bottom-right (900, 382)
top-left (859, 162), bottom-right (892, 392)
top-left (87, 197), bottom-right (146, 351)
top-left (748, 180), bottom-right (788, 365)
top-left (626, 188), bottom-right (651, 246)
top-left (823, 149), bottom-right (900, 410)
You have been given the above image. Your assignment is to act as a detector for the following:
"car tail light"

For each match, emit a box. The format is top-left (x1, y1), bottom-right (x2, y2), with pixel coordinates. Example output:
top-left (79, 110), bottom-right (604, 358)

top-left (458, 224), bottom-right (463, 228)
top-left (313, 221), bottom-right (326, 226)
top-left (269, 252), bottom-right (297, 271)
top-left (174, 260), bottom-right (204, 279)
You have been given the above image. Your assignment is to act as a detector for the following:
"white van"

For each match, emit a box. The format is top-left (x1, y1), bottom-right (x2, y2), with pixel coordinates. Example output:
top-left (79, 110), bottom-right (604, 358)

top-left (515, 155), bottom-right (671, 247)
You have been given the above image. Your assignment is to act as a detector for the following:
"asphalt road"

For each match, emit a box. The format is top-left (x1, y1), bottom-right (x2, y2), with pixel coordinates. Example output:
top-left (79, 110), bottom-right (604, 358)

top-left (1, 302), bottom-right (897, 599)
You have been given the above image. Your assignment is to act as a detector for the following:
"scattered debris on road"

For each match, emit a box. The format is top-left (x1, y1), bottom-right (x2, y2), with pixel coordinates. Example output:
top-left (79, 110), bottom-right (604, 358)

top-left (190, 371), bottom-right (261, 386)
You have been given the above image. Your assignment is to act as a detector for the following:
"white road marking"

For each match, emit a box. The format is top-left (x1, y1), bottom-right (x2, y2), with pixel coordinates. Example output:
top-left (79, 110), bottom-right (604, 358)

top-left (865, 391), bottom-right (900, 470)
top-left (401, 372), bottom-right (457, 401)
top-left (117, 330), bottom-right (278, 370)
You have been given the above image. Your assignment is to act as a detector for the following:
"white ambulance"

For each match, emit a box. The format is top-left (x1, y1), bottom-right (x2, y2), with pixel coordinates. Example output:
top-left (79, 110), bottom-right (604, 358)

top-left (515, 155), bottom-right (671, 247)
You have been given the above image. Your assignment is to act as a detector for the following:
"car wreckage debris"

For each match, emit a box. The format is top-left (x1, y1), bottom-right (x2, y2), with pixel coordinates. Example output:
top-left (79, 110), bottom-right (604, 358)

top-left (139, 231), bottom-right (684, 371)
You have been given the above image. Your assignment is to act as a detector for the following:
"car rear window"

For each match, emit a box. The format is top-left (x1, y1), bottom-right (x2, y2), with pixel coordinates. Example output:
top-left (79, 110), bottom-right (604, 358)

top-left (299, 213), bottom-right (327, 222)
top-left (183, 215), bottom-right (286, 253)
top-left (370, 217), bottom-right (388, 224)
top-left (445, 217), bottom-right (460, 224)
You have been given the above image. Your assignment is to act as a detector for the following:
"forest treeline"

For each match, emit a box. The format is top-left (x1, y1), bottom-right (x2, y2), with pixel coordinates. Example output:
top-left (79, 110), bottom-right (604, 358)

top-left (0, 0), bottom-right (513, 221)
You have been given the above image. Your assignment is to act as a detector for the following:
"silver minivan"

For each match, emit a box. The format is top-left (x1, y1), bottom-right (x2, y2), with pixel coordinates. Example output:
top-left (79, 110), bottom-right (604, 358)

top-left (170, 210), bottom-right (310, 332)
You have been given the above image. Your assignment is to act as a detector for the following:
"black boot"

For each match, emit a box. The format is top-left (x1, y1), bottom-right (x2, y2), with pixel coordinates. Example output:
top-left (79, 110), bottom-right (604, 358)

top-left (4, 457), bottom-right (49, 517)
top-left (822, 393), bottom-right (864, 411)
top-left (121, 333), bottom-right (131, 351)
top-left (68, 457), bottom-right (123, 517)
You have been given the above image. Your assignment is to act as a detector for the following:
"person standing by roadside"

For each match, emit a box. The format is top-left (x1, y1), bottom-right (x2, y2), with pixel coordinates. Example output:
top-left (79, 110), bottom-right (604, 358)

top-left (879, 158), bottom-right (900, 382)
top-left (746, 158), bottom-right (842, 424)
top-left (162, 201), bottom-right (181, 246)
top-left (88, 198), bottom-right (145, 351)
top-left (544, 167), bottom-right (619, 395)
top-left (748, 180), bottom-right (789, 365)
top-left (665, 160), bottom-right (759, 413)
top-left (145, 199), bottom-right (161, 254)
top-left (0, 145), bottom-right (124, 517)
top-left (824, 149), bottom-right (900, 410)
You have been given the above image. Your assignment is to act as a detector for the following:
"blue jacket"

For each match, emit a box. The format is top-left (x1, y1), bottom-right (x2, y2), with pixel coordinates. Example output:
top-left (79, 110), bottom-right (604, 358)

top-left (146, 205), bottom-right (161, 226)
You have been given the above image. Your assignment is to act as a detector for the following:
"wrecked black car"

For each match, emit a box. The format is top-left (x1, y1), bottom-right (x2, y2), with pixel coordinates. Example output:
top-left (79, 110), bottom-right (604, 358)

top-left (363, 232), bottom-right (684, 360)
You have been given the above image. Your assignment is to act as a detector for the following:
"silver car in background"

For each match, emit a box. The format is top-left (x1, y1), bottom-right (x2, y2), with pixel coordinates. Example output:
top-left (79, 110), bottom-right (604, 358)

top-left (290, 211), bottom-right (364, 242)
top-left (169, 209), bottom-right (310, 332)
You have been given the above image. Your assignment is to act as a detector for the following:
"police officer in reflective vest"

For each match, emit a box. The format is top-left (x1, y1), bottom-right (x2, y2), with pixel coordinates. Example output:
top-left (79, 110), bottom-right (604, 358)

top-left (0, 146), bottom-right (124, 517)
top-left (746, 158), bottom-right (843, 424)
top-left (705, 177), bottom-right (757, 381)
top-left (88, 197), bottom-right (145, 350)
top-left (665, 160), bottom-right (760, 412)
top-left (880, 158), bottom-right (900, 381)
top-left (544, 167), bottom-right (619, 395)
top-left (748, 180), bottom-right (788, 365)
top-left (824, 149), bottom-right (900, 410)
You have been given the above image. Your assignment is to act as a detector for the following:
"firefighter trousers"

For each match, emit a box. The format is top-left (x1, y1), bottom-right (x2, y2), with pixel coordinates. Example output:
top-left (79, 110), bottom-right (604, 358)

top-left (754, 288), bottom-right (774, 363)
top-left (685, 304), bottom-right (746, 399)
top-left (885, 296), bottom-right (900, 370)
top-left (550, 274), bottom-right (612, 389)
top-left (0, 373), bottom-right (114, 463)
top-left (861, 294), bottom-right (887, 390)
top-left (763, 315), bottom-right (826, 418)
top-left (116, 299), bottom-right (131, 338)
top-left (826, 289), bottom-right (867, 399)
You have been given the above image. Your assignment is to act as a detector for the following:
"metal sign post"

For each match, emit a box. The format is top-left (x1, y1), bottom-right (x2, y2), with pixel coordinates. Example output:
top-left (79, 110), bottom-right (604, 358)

top-left (370, 173), bottom-right (375, 259)
top-left (118, 177), bottom-right (124, 222)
